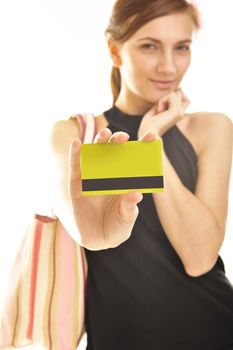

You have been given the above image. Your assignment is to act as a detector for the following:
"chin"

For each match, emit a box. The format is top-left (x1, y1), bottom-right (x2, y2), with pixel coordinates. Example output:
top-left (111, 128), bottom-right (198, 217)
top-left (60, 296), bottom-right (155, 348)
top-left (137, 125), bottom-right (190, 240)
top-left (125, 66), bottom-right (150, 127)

top-left (148, 88), bottom-right (178, 102)
top-left (146, 92), bottom-right (166, 104)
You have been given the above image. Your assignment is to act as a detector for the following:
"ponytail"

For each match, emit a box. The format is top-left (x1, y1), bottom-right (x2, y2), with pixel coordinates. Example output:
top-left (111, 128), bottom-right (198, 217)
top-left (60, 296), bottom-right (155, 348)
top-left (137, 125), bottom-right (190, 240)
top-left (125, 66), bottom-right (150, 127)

top-left (110, 66), bottom-right (121, 104)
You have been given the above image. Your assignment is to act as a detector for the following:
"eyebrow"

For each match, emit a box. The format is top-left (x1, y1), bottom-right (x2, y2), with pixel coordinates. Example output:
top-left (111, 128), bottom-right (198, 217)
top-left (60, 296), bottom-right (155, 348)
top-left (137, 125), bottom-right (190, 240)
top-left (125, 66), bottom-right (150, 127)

top-left (137, 37), bottom-right (192, 44)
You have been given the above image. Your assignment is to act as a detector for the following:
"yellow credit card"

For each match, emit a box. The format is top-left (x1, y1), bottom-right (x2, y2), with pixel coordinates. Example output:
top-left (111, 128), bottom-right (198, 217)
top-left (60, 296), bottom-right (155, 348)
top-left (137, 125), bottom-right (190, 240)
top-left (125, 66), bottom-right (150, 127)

top-left (80, 140), bottom-right (164, 196)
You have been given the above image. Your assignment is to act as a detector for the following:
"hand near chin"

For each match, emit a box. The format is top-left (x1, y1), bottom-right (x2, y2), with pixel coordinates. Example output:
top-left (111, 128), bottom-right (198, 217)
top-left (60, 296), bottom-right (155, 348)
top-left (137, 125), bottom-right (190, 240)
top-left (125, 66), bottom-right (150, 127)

top-left (138, 89), bottom-right (190, 139)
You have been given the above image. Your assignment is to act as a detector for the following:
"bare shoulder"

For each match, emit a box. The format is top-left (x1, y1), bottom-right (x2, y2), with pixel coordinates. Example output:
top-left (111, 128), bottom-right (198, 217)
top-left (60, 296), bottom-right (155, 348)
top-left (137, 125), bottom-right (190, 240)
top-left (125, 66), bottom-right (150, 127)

top-left (50, 117), bottom-right (81, 156)
top-left (190, 111), bottom-right (232, 128)
top-left (178, 112), bottom-right (233, 155)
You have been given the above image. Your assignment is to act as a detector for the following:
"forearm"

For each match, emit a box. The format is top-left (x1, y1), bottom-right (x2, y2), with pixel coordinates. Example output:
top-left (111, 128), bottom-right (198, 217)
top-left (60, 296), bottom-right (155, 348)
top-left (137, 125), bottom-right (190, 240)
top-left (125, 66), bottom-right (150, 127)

top-left (153, 151), bottom-right (223, 277)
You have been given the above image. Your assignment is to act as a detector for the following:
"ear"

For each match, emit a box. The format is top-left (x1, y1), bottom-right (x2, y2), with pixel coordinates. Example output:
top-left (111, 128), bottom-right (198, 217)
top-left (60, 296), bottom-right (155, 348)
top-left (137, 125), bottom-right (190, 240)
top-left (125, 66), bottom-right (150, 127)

top-left (108, 39), bottom-right (122, 67)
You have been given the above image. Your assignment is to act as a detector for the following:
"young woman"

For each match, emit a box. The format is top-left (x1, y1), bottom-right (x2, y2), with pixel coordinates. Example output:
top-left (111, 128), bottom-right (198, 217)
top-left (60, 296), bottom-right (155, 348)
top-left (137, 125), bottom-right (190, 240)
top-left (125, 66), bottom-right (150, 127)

top-left (51, 0), bottom-right (233, 348)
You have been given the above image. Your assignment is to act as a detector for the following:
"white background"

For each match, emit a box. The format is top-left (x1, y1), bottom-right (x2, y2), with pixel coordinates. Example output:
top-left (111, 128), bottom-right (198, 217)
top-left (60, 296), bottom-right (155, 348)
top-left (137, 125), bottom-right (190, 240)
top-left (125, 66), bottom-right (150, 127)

top-left (0, 1), bottom-right (232, 349)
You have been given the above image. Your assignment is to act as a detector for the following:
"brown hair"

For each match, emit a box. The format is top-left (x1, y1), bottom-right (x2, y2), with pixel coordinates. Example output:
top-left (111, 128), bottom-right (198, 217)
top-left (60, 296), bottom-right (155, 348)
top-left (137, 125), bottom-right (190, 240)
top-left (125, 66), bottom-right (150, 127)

top-left (105, 0), bottom-right (201, 103)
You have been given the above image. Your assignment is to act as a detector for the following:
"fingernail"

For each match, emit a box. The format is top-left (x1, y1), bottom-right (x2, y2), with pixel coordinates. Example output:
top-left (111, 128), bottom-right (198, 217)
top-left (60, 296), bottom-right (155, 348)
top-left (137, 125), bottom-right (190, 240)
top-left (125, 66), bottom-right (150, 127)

top-left (73, 139), bottom-right (80, 145)
top-left (109, 134), bottom-right (116, 141)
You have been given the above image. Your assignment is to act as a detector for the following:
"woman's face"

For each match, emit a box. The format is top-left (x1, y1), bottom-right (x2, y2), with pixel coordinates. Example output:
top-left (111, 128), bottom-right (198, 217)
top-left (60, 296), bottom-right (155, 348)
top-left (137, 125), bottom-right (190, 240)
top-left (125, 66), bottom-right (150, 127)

top-left (115, 11), bottom-right (195, 109)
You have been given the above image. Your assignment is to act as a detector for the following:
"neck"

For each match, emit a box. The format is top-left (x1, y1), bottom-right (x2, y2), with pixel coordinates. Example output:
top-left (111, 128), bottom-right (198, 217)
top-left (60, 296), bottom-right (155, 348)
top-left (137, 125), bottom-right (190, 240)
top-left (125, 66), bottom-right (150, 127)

top-left (115, 86), bottom-right (156, 116)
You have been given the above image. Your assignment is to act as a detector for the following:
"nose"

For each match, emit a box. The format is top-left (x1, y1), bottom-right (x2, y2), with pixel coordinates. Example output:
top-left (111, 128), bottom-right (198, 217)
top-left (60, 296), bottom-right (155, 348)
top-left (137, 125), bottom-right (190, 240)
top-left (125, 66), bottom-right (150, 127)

top-left (157, 50), bottom-right (176, 75)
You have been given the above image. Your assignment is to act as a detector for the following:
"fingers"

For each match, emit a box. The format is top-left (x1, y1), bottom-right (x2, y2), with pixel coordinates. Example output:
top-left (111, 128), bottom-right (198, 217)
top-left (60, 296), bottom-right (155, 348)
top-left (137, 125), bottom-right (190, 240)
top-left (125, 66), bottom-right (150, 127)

top-left (170, 91), bottom-right (185, 116)
top-left (139, 132), bottom-right (157, 141)
top-left (94, 128), bottom-right (112, 143)
top-left (157, 92), bottom-right (180, 116)
top-left (94, 128), bottom-right (130, 144)
top-left (159, 90), bottom-right (187, 117)
top-left (157, 96), bottom-right (170, 113)
top-left (109, 131), bottom-right (129, 143)
top-left (157, 89), bottom-right (190, 115)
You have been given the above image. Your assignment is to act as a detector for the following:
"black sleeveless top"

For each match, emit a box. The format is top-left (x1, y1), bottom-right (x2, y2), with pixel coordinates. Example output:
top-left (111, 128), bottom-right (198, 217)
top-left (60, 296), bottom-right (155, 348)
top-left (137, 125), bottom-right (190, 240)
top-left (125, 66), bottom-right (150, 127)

top-left (84, 106), bottom-right (233, 350)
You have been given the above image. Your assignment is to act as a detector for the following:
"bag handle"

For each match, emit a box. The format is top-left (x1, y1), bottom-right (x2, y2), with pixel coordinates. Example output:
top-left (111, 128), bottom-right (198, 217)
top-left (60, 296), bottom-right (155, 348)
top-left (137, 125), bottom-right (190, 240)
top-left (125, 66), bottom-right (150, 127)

top-left (75, 113), bottom-right (97, 144)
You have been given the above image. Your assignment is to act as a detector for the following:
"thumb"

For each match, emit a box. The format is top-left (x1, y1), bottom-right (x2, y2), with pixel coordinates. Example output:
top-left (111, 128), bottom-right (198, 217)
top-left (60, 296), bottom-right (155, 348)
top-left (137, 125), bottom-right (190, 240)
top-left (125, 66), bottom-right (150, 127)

top-left (69, 138), bottom-right (82, 168)
top-left (119, 191), bottom-right (143, 223)
top-left (68, 138), bottom-right (82, 197)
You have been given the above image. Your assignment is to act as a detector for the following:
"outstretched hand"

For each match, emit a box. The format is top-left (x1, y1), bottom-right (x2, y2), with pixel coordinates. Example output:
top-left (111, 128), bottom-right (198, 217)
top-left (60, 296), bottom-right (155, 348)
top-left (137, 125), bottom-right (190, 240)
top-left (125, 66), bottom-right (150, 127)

top-left (68, 128), bottom-right (156, 250)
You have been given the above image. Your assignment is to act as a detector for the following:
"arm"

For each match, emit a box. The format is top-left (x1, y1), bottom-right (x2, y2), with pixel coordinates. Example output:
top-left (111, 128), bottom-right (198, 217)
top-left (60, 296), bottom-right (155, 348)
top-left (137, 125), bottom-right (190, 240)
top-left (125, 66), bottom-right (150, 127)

top-left (138, 92), bottom-right (233, 277)
top-left (153, 114), bottom-right (233, 277)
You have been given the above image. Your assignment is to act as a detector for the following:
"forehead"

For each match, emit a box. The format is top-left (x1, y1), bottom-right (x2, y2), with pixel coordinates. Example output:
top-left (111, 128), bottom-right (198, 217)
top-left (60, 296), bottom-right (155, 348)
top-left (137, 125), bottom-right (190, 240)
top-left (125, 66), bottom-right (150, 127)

top-left (131, 12), bottom-right (194, 42)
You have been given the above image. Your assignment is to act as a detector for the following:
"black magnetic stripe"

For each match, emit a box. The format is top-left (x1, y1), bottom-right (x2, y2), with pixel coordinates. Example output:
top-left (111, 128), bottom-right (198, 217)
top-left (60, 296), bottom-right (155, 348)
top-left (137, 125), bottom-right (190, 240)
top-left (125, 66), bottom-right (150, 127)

top-left (82, 176), bottom-right (164, 191)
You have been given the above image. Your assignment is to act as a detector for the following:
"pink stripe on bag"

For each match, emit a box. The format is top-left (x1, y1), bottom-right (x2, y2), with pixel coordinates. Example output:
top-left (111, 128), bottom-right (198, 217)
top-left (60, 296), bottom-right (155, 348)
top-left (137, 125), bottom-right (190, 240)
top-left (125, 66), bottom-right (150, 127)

top-left (55, 224), bottom-right (76, 349)
top-left (47, 222), bottom-right (57, 350)
top-left (77, 114), bottom-right (86, 142)
top-left (75, 113), bottom-right (96, 144)
top-left (27, 221), bottom-right (43, 340)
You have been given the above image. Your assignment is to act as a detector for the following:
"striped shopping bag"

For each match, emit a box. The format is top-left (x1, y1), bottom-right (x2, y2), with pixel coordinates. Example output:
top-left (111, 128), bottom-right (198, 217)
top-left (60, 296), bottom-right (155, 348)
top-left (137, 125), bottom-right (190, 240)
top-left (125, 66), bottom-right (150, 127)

top-left (0, 113), bottom-right (96, 350)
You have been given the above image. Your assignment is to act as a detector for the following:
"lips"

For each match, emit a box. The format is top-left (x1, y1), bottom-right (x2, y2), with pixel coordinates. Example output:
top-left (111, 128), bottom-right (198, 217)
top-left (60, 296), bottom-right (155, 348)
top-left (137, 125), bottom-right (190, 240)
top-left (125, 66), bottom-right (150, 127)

top-left (149, 79), bottom-right (176, 89)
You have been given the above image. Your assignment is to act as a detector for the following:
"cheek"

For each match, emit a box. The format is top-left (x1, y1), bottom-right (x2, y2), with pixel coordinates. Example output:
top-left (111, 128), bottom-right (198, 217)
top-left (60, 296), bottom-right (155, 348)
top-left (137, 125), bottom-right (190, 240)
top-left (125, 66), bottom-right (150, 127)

top-left (178, 56), bottom-right (191, 76)
top-left (124, 52), bottom-right (151, 77)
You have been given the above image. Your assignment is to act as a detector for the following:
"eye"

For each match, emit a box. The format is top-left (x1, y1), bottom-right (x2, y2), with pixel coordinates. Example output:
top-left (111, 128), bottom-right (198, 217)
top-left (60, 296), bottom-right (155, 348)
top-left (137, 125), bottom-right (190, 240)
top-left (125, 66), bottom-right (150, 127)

top-left (176, 44), bottom-right (190, 52)
top-left (140, 43), bottom-right (159, 50)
